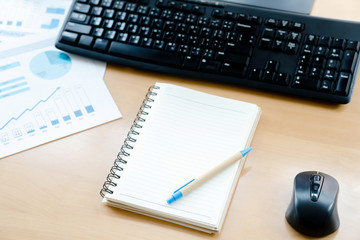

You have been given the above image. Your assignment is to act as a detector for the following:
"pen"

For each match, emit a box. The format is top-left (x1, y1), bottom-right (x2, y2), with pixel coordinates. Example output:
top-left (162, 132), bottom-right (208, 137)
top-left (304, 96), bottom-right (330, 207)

top-left (167, 147), bottom-right (252, 204)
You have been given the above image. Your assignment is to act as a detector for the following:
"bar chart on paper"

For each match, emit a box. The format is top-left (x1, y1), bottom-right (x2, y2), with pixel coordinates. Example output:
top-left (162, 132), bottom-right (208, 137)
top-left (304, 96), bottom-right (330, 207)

top-left (0, 45), bottom-right (121, 158)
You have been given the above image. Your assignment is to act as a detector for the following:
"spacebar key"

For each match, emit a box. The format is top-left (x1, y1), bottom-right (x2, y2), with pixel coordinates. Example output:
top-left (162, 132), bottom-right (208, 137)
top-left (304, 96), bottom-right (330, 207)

top-left (109, 42), bottom-right (182, 67)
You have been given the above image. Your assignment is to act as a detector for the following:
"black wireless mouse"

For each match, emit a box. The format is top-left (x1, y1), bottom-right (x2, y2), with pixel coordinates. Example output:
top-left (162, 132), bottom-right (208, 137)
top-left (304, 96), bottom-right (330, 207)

top-left (285, 171), bottom-right (340, 237)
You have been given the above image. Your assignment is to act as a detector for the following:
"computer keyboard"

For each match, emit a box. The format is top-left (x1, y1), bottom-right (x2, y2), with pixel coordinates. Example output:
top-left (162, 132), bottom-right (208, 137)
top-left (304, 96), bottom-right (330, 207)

top-left (55, 0), bottom-right (360, 103)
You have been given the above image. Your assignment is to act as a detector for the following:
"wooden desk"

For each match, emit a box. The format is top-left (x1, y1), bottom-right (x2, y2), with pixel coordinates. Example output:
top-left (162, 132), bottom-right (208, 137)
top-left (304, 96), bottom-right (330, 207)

top-left (1, 0), bottom-right (360, 239)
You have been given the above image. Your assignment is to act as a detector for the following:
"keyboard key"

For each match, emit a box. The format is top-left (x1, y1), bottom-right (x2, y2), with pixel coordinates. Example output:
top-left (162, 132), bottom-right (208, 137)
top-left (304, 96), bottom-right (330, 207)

top-left (215, 52), bottom-right (250, 65)
top-left (224, 43), bottom-right (253, 55)
top-left (262, 28), bottom-right (275, 38)
top-left (280, 20), bottom-right (291, 29)
top-left (259, 38), bottom-right (272, 49)
top-left (91, 6), bottom-right (103, 16)
top-left (319, 80), bottom-right (333, 92)
top-left (182, 56), bottom-right (199, 70)
top-left (341, 51), bottom-right (358, 73)
top-left (326, 59), bottom-right (340, 70)
top-left (101, 0), bottom-right (113, 8)
top-left (318, 36), bottom-right (331, 46)
top-left (93, 27), bottom-right (104, 37)
top-left (276, 73), bottom-right (290, 85)
top-left (93, 38), bottom-right (109, 51)
top-left (295, 65), bottom-right (308, 76)
top-left (292, 76), bottom-right (319, 90)
top-left (272, 39), bottom-right (284, 51)
top-left (305, 34), bottom-right (317, 45)
top-left (284, 42), bottom-right (298, 54)
top-left (265, 18), bottom-right (278, 27)
top-left (264, 60), bottom-right (279, 72)
top-left (129, 35), bottom-right (141, 45)
top-left (298, 55), bottom-right (312, 66)
top-left (249, 68), bottom-right (262, 81)
top-left (314, 46), bottom-right (328, 57)
top-left (117, 32), bottom-right (129, 42)
top-left (65, 22), bottom-right (92, 34)
top-left (74, 3), bottom-right (91, 14)
top-left (221, 62), bottom-right (247, 77)
top-left (331, 38), bottom-right (346, 49)
top-left (59, 31), bottom-right (78, 44)
top-left (104, 30), bottom-right (116, 39)
top-left (109, 41), bottom-right (182, 67)
top-left (198, 59), bottom-right (221, 72)
top-left (165, 42), bottom-right (178, 52)
top-left (177, 44), bottom-right (190, 55)
top-left (328, 48), bottom-right (343, 59)
top-left (302, 44), bottom-right (314, 55)
top-left (78, 35), bottom-right (94, 48)
top-left (262, 70), bottom-right (276, 82)
top-left (235, 23), bottom-right (257, 34)
top-left (346, 40), bottom-right (360, 51)
top-left (313, 56), bottom-right (326, 68)
top-left (275, 30), bottom-right (288, 40)
top-left (288, 32), bottom-right (301, 42)
top-left (293, 22), bottom-right (304, 31)
top-left (334, 72), bottom-right (352, 95)
top-left (309, 67), bottom-right (323, 79)
top-left (70, 12), bottom-right (88, 23)
top-left (141, 37), bottom-right (153, 47)
top-left (323, 69), bottom-right (337, 81)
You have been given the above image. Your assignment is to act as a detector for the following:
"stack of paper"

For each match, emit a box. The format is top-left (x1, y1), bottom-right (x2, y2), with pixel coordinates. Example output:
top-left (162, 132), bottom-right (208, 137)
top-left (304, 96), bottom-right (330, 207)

top-left (0, 0), bottom-right (122, 158)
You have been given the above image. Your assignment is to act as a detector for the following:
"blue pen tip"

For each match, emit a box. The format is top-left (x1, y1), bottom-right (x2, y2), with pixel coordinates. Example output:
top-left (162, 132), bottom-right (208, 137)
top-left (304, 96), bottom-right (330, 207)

top-left (240, 147), bottom-right (252, 157)
top-left (167, 191), bottom-right (183, 204)
top-left (167, 196), bottom-right (176, 204)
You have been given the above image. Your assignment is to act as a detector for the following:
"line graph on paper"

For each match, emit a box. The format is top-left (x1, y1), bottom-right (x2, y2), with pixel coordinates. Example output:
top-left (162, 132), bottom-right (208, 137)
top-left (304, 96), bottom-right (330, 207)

top-left (0, 85), bottom-right (96, 145)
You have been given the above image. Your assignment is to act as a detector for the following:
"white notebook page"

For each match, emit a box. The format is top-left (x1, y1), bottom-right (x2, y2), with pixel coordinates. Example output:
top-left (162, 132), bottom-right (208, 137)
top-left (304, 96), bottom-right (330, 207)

top-left (106, 83), bottom-right (260, 229)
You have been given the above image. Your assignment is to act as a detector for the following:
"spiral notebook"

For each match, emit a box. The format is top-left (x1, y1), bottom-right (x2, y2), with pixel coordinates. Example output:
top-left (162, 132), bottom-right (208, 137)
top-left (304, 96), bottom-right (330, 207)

top-left (100, 83), bottom-right (261, 233)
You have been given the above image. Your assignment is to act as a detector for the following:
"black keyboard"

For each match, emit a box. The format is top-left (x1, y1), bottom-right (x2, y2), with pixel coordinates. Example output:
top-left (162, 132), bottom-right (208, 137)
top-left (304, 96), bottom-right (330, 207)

top-left (55, 0), bottom-right (360, 103)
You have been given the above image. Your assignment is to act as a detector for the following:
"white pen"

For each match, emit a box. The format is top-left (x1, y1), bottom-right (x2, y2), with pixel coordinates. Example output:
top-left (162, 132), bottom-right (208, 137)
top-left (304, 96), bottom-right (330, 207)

top-left (167, 147), bottom-right (252, 204)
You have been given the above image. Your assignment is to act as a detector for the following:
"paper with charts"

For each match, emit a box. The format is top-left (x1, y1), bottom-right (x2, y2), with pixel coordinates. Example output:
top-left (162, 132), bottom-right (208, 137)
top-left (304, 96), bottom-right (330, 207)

top-left (0, 0), bottom-right (72, 45)
top-left (0, 43), bottom-right (122, 158)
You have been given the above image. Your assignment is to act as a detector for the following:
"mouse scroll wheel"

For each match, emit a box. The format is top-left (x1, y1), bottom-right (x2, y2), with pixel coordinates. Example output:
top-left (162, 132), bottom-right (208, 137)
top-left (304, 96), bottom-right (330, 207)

top-left (310, 174), bottom-right (324, 202)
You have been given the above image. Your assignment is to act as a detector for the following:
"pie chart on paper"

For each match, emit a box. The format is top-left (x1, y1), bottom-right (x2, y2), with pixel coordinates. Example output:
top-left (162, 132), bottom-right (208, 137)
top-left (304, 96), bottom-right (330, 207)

top-left (30, 51), bottom-right (72, 80)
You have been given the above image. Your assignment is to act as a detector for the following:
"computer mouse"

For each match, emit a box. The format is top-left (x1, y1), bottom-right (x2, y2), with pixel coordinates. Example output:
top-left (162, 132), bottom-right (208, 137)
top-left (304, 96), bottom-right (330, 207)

top-left (285, 171), bottom-right (340, 237)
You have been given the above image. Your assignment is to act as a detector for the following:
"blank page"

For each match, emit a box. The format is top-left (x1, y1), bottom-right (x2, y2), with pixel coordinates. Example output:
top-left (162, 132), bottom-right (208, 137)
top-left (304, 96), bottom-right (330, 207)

top-left (105, 83), bottom-right (260, 230)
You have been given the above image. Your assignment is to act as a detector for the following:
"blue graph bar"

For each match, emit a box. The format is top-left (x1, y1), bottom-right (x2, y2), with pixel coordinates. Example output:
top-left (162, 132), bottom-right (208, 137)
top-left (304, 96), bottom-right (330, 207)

top-left (24, 123), bottom-right (35, 134)
top-left (0, 62), bottom-right (20, 71)
top-left (0, 82), bottom-right (28, 93)
top-left (63, 115), bottom-right (71, 121)
top-left (46, 8), bottom-right (65, 14)
top-left (41, 19), bottom-right (60, 29)
top-left (16, 21), bottom-right (22, 27)
top-left (0, 76), bottom-right (25, 87)
top-left (0, 87), bottom-right (61, 130)
top-left (74, 110), bottom-right (83, 117)
top-left (6, 21), bottom-right (12, 26)
top-left (0, 87), bottom-right (30, 99)
top-left (85, 105), bottom-right (95, 113)
top-left (51, 119), bottom-right (60, 125)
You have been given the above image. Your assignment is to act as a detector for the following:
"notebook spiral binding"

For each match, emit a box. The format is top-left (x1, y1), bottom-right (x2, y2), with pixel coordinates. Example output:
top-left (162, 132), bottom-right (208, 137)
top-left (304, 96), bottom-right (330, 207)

top-left (100, 85), bottom-right (160, 197)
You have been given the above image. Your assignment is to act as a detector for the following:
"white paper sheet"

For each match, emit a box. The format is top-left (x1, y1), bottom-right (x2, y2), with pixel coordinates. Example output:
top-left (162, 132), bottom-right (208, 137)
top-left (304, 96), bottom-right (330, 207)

top-left (0, 0), bottom-right (72, 45)
top-left (0, 37), bottom-right (121, 158)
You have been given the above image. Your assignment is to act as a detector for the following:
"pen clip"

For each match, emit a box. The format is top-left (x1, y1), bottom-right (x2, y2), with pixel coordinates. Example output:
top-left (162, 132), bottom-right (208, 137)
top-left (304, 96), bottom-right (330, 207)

top-left (173, 179), bottom-right (195, 193)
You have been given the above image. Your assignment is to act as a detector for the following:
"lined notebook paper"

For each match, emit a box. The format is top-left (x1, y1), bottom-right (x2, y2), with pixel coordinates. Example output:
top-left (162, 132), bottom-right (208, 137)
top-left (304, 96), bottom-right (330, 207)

top-left (101, 83), bottom-right (261, 233)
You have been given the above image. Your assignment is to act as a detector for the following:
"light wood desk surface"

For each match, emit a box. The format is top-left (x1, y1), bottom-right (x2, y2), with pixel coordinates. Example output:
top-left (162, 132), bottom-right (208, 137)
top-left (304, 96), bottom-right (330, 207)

top-left (1, 0), bottom-right (360, 239)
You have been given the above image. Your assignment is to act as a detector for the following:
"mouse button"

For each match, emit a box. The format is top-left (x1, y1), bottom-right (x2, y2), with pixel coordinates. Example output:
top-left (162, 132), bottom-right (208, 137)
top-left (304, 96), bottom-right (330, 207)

top-left (320, 175), bottom-right (339, 203)
top-left (294, 175), bottom-right (310, 198)
top-left (310, 174), bottom-right (324, 202)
